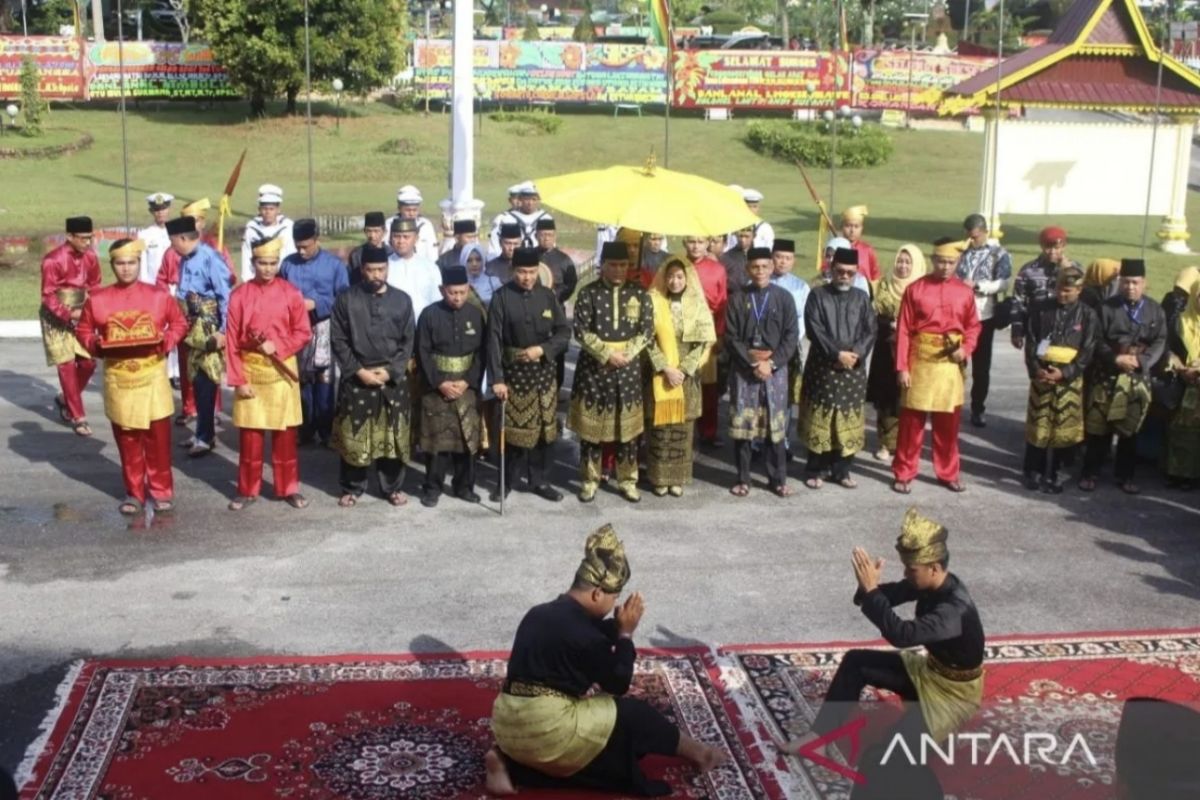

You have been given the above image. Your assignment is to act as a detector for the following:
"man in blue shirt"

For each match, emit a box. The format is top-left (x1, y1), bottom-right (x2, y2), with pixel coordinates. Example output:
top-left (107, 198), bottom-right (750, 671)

top-left (770, 239), bottom-right (810, 459)
top-left (169, 215), bottom-right (232, 456)
top-left (282, 219), bottom-right (350, 446)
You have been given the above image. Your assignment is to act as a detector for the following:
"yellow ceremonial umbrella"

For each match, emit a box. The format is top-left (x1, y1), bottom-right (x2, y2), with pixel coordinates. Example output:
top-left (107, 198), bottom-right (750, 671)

top-left (534, 155), bottom-right (760, 236)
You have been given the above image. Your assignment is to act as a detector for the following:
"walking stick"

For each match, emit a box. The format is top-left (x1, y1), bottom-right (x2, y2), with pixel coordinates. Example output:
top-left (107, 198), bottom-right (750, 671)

top-left (499, 398), bottom-right (507, 516)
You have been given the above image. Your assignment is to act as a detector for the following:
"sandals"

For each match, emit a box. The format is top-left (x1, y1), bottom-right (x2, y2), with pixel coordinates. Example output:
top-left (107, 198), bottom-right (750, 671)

top-left (118, 498), bottom-right (141, 516)
top-left (153, 499), bottom-right (174, 514)
top-left (72, 420), bottom-right (93, 437)
top-left (772, 485), bottom-right (794, 498)
top-left (1077, 478), bottom-right (1097, 493)
top-left (55, 395), bottom-right (71, 424)
top-left (286, 493), bottom-right (310, 509)
top-left (892, 480), bottom-right (911, 494)
top-left (941, 480), bottom-right (967, 493)
top-left (836, 477), bottom-right (858, 489)
top-left (729, 483), bottom-right (750, 497)
top-left (386, 492), bottom-right (407, 507)
top-left (228, 496), bottom-right (257, 511)
top-left (338, 494), bottom-right (358, 507)
top-left (804, 477), bottom-right (823, 490)
top-left (1119, 482), bottom-right (1140, 495)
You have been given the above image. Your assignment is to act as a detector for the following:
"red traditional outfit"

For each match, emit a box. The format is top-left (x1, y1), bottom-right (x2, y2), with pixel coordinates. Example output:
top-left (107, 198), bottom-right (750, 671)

top-left (40, 235), bottom-right (102, 423)
top-left (850, 239), bottom-right (881, 283)
top-left (690, 255), bottom-right (728, 442)
top-left (75, 269), bottom-right (188, 505)
top-left (158, 232), bottom-right (235, 417)
top-left (226, 271), bottom-right (312, 500)
top-left (892, 270), bottom-right (981, 484)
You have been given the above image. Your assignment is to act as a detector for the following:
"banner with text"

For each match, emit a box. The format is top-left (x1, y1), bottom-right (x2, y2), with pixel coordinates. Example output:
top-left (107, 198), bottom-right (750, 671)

top-left (0, 36), bottom-right (86, 99)
top-left (85, 41), bottom-right (239, 99)
top-left (672, 49), bottom-right (850, 108)
top-left (851, 49), bottom-right (995, 112)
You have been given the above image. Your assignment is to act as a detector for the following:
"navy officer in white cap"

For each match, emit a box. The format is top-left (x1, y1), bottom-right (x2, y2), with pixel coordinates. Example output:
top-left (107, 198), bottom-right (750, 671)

top-left (725, 186), bottom-right (774, 251)
top-left (386, 185), bottom-right (439, 263)
top-left (240, 183), bottom-right (296, 281)
top-left (137, 192), bottom-right (174, 286)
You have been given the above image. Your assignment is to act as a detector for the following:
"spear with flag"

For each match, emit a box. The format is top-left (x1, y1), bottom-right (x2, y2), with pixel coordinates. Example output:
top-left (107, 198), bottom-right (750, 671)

top-left (796, 160), bottom-right (838, 272)
top-left (217, 148), bottom-right (248, 255)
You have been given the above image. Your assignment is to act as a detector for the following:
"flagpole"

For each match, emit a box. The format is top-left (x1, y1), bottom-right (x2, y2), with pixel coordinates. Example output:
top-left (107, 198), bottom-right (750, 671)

top-left (117, 0), bottom-right (131, 232)
top-left (664, 16), bottom-right (672, 167)
top-left (304, 0), bottom-right (315, 217)
top-left (1140, 11), bottom-right (1169, 258)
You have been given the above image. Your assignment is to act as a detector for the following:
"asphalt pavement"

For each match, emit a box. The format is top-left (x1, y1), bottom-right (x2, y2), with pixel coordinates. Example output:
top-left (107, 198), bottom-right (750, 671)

top-left (1, 336), bottom-right (1197, 776)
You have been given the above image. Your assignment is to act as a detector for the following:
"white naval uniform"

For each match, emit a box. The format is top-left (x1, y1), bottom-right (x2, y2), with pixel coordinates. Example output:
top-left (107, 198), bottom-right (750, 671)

top-left (726, 220), bottom-right (775, 252)
top-left (137, 223), bottom-right (177, 377)
top-left (488, 209), bottom-right (553, 254)
top-left (385, 252), bottom-right (443, 321)
top-left (240, 216), bottom-right (297, 282)
top-left (386, 215), bottom-right (439, 263)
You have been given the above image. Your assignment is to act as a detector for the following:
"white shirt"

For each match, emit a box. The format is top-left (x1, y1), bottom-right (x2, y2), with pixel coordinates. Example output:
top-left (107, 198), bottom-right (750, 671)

top-left (136, 224), bottom-right (171, 286)
top-left (385, 252), bottom-right (443, 321)
top-left (726, 220), bottom-right (775, 252)
top-left (488, 208), bottom-right (553, 254)
top-left (386, 215), bottom-right (439, 263)
top-left (241, 216), bottom-right (296, 281)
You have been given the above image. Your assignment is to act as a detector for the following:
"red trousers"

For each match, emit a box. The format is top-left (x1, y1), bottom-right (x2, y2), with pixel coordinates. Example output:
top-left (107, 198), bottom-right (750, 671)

top-left (113, 417), bottom-right (174, 503)
top-left (237, 427), bottom-right (300, 498)
top-left (892, 408), bottom-right (961, 483)
top-left (177, 343), bottom-right (197, 416)
top-left (699, 382), bottom-right (720, 441)
top-left (57, 357), bottom-right (96, 421)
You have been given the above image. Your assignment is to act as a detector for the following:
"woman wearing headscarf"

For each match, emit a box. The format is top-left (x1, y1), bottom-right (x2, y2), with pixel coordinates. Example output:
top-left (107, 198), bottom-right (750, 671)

top-left (1162, 266), bottom-right (1200, 333)
top-left (644, 258), bottom-right (716, 496)
top-left (1166, 279), bottom-right (1200, 489)
top-left (461, 242), bottom-right (501, 307)
top-left (867, 245), bottom-right (927, 460)
top-left (1081, 258), bottom-right (1121, 311)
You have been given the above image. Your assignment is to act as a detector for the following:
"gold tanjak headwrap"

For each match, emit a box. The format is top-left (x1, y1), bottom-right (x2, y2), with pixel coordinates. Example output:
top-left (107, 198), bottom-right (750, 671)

top-left (251, 236), bottom-right (284, 259)
top-left (109, 239), bottom-right (146, 260)
top-left (574, 524), bottom-right (631, 593)
top-left (1056, 265), bottom-right (1084, 288)
top-left (841, 205), bottom-right (869, 223)
top-left (895, 507), bottom-right (949, 566)
top-left (182, 198), bottom-right (211, 218)
top-left (933, 241), bottom-right (966, 260)
top-left (1085, 258), bottom-right (1120, 289)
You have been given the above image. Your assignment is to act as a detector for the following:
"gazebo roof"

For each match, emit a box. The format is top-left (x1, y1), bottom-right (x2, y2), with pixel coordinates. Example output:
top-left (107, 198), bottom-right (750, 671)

top-left (941, 0), bottom-right (1200, 113)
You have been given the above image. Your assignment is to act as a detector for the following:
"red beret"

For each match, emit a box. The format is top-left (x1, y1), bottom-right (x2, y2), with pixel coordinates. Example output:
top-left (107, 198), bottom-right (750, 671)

top-left (1039, 226), bottom-right (1067, 247)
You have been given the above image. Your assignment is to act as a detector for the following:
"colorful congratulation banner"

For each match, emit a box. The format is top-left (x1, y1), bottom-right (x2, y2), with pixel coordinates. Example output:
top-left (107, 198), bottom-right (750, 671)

top-left (671, 49), bottom-right (849, 108)
top-left (85, 41), bottom-right (239, 99)
top-left (851, 49), bottom-right (995, 112)
top-left (0, 36), bottom-right (86, 99)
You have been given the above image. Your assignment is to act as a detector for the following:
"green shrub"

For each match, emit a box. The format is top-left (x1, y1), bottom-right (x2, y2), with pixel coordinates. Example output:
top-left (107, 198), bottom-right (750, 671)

top-left (377, 137), bottom-right (417, 155)
top-left (489, 109), bottom-right (563, 135)
top-left (743, 119), bottom-right (893, 168)
top-left (19, 56), bottom-right (45, 137)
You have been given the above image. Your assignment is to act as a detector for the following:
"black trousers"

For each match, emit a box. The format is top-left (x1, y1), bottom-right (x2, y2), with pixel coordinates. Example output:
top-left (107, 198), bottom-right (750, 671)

top-left (970, 317), bottom-right (996, 415)
top-left (505, 443), bottom-right (550, 489)
top-left (1023, 443), bottom-right (1079, 482)
top-left (423, 451), bottom-right (474, 498)
top-left (807, 450), bottom-right (854, 482)
top-left (502, 696), bottom-right (681, 797)
top-left (1083, 433), bottom-right (1138, 482)
top-left (811, 650), bottom-right (942, 800)
top-left (735, 439), bottom-right (788, 487)
top-left (339, 458), bottom-right (406, 497)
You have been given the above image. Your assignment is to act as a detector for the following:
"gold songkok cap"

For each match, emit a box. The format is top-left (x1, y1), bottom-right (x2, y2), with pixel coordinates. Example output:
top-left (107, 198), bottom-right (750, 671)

top-left (932, 240), bottom-right (966, 260)
top-left (251, 236), bottom-right (284, 259)
top-left (841, 205), bottom-right (869, 223)
top-left (1056, 265), bottom-right (1085, 288)
top-left (574, 524), bottom-right (631, 593)
top-left (109, 238), bottom-right (146, 260)
top-left (181, 198), bottom-right (211, 218)
top-left (895, 507), bottom-right (948, 567)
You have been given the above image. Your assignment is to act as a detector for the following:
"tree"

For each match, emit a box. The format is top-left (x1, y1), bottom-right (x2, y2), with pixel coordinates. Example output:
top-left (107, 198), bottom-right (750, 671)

top-left (573, 8), bottom-right (595, 42)
top-left (523, 13), bottom-right (540, 41)
top-left (169, 0), bottom-right (191, 45)
top-left (196, 0), bottom-right (405, 116)
top-left (19, 55), bottom-right (45, 137)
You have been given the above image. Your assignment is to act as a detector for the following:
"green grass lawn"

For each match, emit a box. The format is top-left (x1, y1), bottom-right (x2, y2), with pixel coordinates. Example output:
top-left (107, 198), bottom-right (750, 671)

top-left (1, 100), bottom-right (1195, 318)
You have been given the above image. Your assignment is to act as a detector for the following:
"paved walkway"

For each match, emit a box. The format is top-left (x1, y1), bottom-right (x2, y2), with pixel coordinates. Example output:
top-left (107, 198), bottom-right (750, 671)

top-left (1, 337), bottom-right (1197, 774)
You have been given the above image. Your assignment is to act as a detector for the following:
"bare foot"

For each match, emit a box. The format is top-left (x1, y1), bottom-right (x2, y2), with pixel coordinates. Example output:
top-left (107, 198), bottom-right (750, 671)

top-left (776, 731), bottom-right (822, 758)
top-left (695, 744), bottom-right (728, 773)
top-left (678, 734), bottom-right (728, 773)
top-left (484, 748), bottom-right (517, 796)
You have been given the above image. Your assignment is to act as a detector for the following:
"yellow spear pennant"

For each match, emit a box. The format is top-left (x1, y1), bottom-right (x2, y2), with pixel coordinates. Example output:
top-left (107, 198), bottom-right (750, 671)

top-left (217, 148), bottom-right (248, 255)
top-left (796, 161), bottom-right (838, 274)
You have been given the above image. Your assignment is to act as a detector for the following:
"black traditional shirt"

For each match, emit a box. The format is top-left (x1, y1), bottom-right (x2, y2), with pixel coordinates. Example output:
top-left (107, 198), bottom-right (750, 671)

top-left (720, 247), bottom-right (749, 293)
top-left (485, 282), bottom-right (570, 387)
top-left (539, 247), bottom-right (578, 305)
top-left (487, 255), bottom-right (513, 284)
top-left (416, 300), bottom-right (485, 391)
top-left (505, 594), bottom-right (635, 699)
top-left (330, 284), bottom-right (415, 427)
top-left (1094, 295), bottom-right (1167, 378)
top-left (726, 283), bottom-right (798, 376)
top-left (804, 284), bottom-right (876, 363)
top-left (1011, 256), bottom-right (1082, 340)
top-left (855, 573), bottom-right (985, 671)
top-left (1024, 298), bottom-right (1098, 382)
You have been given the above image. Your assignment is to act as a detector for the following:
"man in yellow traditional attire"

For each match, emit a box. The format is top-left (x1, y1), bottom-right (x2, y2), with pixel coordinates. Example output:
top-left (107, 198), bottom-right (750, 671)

top-left (781, 508), bottom-right (985, 799)
top-left (75, 239), bottom-right (189, 515)
top-left (225, 237), bottom-right (312, 511)
top-left (486, 525), bottom-right (727, 796)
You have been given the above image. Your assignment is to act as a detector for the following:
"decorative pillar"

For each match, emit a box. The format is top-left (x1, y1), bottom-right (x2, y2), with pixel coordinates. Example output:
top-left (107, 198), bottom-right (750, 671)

top-left (443, 0), bottom-right (484, 235)
top-left (1157, 115), bottom-right (1194, 254)
top-left (977, 107), bottom-right (1003, 239)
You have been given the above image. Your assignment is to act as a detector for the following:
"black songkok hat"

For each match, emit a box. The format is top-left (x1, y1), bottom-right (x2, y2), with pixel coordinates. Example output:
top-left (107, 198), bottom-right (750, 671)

top-left (442, 265), bottom-right (469, 286)
top-left (747, 246), bottom-right (773, 262)
top-left (499, 223), bottom-right (522, 240)
top-left (833, 247), bottom-right (859, 266)
top-left (1120, 258), bottom-right (1146, 278)
top-left (772, 238), bottom-right (795, 254)
top-left (535, 218), bottom-right (556, 231)
top-left (65, 216), bottom-right (93, 234)
top-left (453, 219), bottom-right (477, 235)
top-left (513, 247), bottom-right (541, 268)
top-left (391, 218), bottom-right (417, 234)
top-left (361, 244), bottom-right (389, 265)
top-left (165, 216), bottom-right (197, 236)
top-left (600, 241), bottom-right (630, 262)
top-left (293, 218), bottom-right (318, 242)
top-left (364, 211), bottom-right (386, 228)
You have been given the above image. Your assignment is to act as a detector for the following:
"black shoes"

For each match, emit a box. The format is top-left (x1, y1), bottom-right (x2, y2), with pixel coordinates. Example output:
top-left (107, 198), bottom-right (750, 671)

top-left (531, 484), bottom-right (563, 502)
top-left (970, 411), bottom-right (987, 428)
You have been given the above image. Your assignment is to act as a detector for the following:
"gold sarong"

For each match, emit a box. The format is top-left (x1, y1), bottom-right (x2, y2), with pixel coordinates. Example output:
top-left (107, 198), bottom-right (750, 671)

top-left (491, 691), bottom-right (616, 778)
top-left (231, 352), bottom-right (301, 431)
top-left (900, 650), bottom-right (984, 743)
top-left (103, 354), bottom-right (173, 430)
top-left (903, 332), bottom-right (965, 414)
top-left (40, 289), bottom-right (90, 367)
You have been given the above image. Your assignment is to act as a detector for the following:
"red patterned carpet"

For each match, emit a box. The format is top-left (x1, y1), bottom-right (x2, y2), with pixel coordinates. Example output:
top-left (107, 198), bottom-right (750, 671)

top-left (18, 651), bottom-right (778, 800)
top-left (728, 629), bottom-right (1200, 800)
top-left (17, 631), bottom-right (1200, 799)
